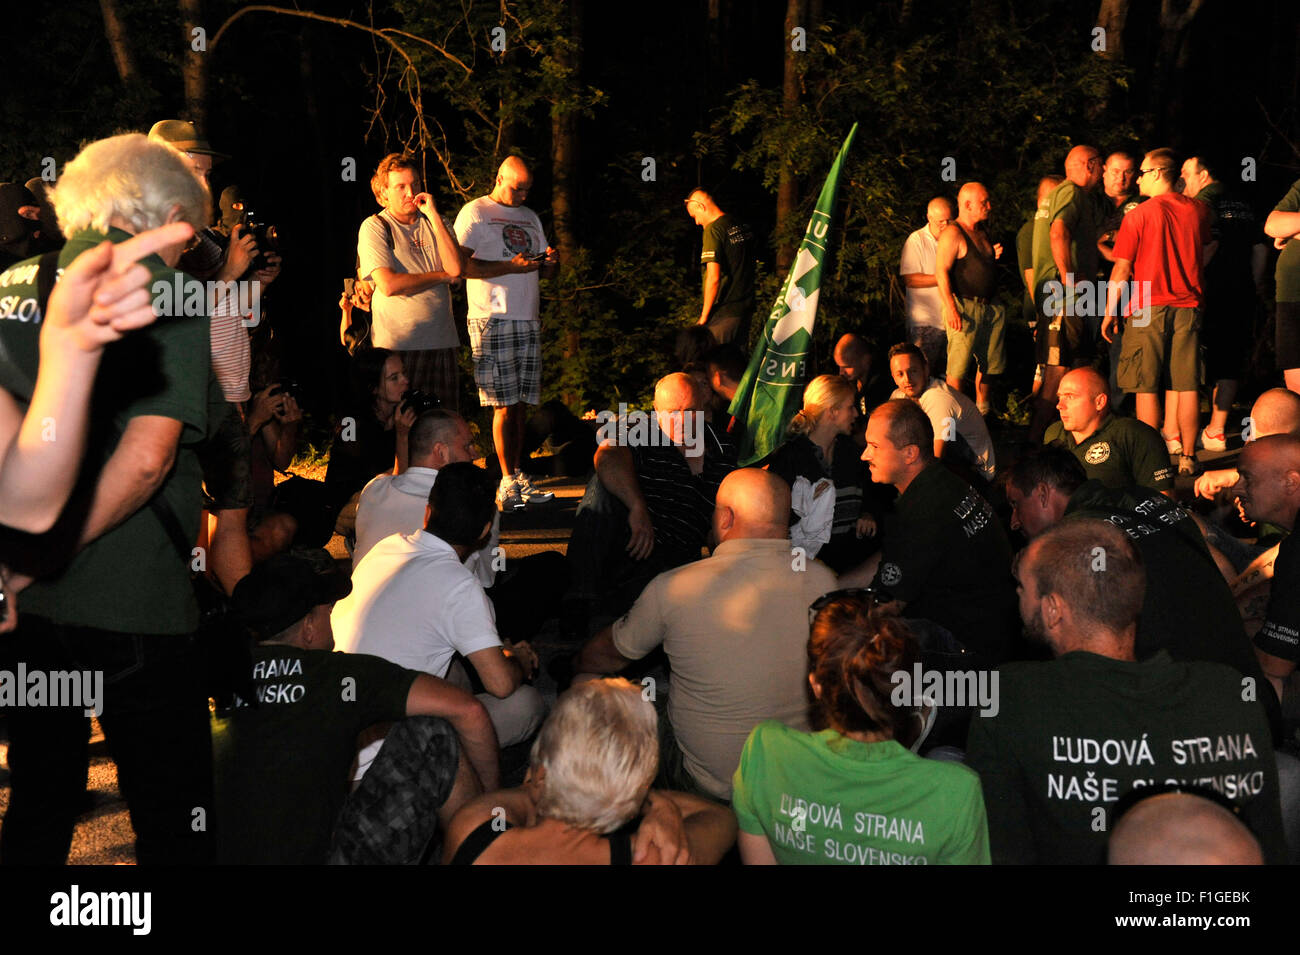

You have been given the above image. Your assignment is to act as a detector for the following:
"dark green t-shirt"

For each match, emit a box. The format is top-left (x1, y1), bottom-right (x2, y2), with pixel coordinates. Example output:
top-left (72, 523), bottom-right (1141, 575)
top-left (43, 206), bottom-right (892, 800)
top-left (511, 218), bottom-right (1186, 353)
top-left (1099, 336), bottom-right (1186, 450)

top-left (1255, 532), bottom-right (1300, 662)
top-left (1016, 217), bottom-right (1036, 324)
top-left (1066, 482), bottom-right (1277, 733)
top-left (872, 463), bottom-right (1017, 661)
top-left (967, 651), bottom-right (1285, 865)
top-left (1271, 178), bottom-right (1300, 302)
top-left (732, 720), bottom-right (990, 865)
top-left (701, 213), bottom-right (756, 314)
top-left (212, 645), bottom-right (417, 864)
top-left (1031, 181), bottom-right (1108, 289)
top-left (0, 228), bottom-right (214, 633)
top-left (1044, 414), bottom-right (1174, 493)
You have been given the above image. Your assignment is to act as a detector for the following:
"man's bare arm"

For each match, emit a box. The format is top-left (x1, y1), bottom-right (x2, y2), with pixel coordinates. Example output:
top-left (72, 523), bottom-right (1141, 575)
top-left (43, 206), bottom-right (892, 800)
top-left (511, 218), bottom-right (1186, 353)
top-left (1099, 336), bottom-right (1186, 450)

top-left (934, 225), bottom-right (963, 331)
top-left (370, 266), bottom-right (460, 298)
top-left (460, 245), bottom-right (540, 281)
top-left (1264, 210), bottom-right (1300, 240)
top-left (406, 673), bottom-right (500, 791)
top-left (573, 625), bottom-right (635, 676)
top-left (465, 645), bottom-right (526, 700)
top-left (75, 415), bottom-right (181, 550)
top-left (901, 272), bottom-right (938, 289)
top-left (698, 261), bottom-right (721, 324)
top-left (595, 444), bottom-right (655, 559)
top-left (1049, 218), bottom-right (1074, 286)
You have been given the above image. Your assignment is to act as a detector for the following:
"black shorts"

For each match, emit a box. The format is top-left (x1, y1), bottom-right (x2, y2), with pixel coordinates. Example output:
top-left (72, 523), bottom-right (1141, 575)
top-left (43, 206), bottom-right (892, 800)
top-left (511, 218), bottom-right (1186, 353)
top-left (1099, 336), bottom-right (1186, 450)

top-left (1034, 282), bottom-right (1094, 368)
top-left (1277, 301), bottom-right (1300, 371)
top-left (199, 403), bottom-right (254, 511)
top-left (1202, 292), bottom-right (1252, 382)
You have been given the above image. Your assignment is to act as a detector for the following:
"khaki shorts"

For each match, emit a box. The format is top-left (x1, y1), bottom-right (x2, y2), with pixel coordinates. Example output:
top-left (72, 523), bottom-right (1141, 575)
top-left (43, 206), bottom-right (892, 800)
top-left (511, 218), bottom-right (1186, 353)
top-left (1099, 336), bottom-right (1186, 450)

top-left (946, 297), bottom-right (1006, 380)
top-left (1117, 305), bottom-right (1201, 393)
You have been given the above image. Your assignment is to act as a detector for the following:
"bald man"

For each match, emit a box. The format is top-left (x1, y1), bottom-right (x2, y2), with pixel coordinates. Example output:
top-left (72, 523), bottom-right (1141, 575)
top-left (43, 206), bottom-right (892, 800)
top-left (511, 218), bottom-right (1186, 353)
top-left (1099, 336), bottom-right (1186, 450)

top-left (936, 182), bottom-right (1005, 413)
top-left (455, 156), bottom-right (560, 510)
top-left (1044, 366), bottom-right (1174, 494)
top-left (1109, 792), bottom-right (1263, 865)
top-left (1194, 388), bottom-right (1300, 502)
top-left (685, 189), bottom-right (756, 345)
top-left (573, 468), bottom-right (837, 800)
top-left (1017, 175), bottom-right (1063, 331)
top-left (1236, 435), bottom-right (1300, 701)
top-left (561, 373), bottom-right (737, 643)
top-left (1029, 145), bottom-right (1107, 441)
top-left (900, 197), bottom-right (955, 372)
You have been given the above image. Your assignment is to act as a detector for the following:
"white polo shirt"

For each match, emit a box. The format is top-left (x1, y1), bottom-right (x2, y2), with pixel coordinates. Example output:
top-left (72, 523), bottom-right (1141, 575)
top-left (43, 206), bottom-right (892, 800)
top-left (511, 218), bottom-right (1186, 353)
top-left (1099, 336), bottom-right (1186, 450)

top-left (353, 467), bottom-right (500, 587)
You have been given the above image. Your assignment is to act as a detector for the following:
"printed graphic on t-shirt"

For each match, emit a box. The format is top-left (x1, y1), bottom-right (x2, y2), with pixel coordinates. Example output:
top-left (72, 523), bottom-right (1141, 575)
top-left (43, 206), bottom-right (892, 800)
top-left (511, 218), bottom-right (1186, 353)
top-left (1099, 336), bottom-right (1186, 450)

top-left (1084, 442), bottom-right (1111, 465)
top-left (501, 223), bottom-right (535, 257)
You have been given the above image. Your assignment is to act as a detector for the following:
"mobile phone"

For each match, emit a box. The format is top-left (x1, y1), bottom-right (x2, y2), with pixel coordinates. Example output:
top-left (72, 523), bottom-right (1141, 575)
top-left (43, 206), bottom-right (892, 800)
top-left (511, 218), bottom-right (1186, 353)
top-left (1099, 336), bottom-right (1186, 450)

top-left (344, 278), bottom-right (355, 295)
top-left (526, 251), bottom-right (547, 262)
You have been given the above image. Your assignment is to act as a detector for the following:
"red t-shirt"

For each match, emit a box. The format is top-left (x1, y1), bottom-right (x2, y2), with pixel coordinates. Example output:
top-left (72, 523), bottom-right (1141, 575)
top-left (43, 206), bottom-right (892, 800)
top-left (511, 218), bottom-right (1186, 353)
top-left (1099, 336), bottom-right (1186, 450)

top-left (1112, 192), bottom-right (1210, 312)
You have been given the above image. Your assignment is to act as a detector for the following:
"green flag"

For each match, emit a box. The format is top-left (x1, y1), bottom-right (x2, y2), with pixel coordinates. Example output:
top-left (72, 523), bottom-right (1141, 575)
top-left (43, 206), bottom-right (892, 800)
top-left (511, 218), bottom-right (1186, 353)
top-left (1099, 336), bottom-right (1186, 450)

top-left (728, 123), bottom-right (858, 465)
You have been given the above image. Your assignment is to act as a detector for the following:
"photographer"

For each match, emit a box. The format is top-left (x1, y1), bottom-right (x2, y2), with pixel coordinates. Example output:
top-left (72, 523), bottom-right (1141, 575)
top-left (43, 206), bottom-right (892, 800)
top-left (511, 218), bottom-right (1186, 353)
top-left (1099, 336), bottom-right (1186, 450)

top-left (244, 378), bottom-right (303, 560)
top-left (147, 121), bottom-right (282, 594)
top-left (339, 276), bottom-right (375, 354)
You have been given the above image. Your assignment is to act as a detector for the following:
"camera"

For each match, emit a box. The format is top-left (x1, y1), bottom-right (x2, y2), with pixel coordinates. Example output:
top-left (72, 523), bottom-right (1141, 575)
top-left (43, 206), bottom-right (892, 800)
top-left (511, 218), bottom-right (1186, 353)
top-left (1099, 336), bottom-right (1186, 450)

top-left (399, 389), bottom-right (441, 418)
top-left (268, 378), bottom-right (301, 402)
top-left (239, 202), bottom-right (280, 271)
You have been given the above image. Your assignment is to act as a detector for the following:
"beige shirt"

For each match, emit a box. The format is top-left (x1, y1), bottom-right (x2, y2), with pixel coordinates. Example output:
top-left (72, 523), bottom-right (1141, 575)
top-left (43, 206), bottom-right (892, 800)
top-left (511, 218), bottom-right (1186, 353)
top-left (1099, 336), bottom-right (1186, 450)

top-left (612, 537), bottom-right (838, 799)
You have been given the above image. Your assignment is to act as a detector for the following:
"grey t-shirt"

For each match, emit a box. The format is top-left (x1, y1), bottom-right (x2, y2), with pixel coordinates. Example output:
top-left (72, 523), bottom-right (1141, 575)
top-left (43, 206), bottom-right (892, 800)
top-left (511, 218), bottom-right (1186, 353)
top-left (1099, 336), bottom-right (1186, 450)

top-left (357, 210), bottom-right (457, 350)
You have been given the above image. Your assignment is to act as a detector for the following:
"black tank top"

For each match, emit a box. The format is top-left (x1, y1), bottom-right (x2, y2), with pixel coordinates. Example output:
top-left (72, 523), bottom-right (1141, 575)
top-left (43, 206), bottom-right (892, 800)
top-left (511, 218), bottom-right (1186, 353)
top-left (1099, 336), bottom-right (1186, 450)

top-left (950, 223), bottom-right (998, 299)
top-left (449, 818), bottom-right (634, 865)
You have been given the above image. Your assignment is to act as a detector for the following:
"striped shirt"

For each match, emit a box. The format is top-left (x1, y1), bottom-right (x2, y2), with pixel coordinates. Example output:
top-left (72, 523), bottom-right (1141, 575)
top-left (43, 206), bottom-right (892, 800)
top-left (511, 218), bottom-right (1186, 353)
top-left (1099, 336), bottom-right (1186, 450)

top-left (630, 424), bottom-right (737, 558)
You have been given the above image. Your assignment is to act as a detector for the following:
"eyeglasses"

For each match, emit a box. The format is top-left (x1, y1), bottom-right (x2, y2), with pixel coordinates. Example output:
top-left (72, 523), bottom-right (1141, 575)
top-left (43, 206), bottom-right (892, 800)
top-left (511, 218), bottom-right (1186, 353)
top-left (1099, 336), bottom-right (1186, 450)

top-left (1136, 167), bottom-right (1167, 180)
top-left (808, 587), bottom-right (880, 627)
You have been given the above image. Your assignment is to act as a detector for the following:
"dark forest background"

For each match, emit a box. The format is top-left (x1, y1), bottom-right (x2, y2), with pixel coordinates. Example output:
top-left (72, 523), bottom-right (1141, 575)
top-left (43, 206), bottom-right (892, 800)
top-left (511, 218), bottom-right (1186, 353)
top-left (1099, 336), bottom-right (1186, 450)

top-left (4, 0), bottom-right (1300, 415)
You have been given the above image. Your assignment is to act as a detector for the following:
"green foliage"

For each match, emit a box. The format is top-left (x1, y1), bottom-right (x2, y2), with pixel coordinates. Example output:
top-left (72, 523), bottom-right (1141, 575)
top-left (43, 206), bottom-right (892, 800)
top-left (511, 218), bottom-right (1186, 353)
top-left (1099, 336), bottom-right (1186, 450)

top-left (716, 10), bottom-right (1138, 362)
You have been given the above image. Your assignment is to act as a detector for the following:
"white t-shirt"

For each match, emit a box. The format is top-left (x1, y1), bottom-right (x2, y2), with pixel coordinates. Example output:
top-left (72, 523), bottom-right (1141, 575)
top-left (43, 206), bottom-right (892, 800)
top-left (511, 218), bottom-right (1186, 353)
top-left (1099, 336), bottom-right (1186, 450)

top-left (353, 466), bottom-right (499, 587)
top-left (890, 377), bottom-right (996, 480)
top-left (332, 530), bottom-right (502, 781)
top-left (453, 196), bottom-right (547, 321)
top-left (899, 226), bottom-right (944, 332)
top-left (357, 210), bottom-right (457, 351)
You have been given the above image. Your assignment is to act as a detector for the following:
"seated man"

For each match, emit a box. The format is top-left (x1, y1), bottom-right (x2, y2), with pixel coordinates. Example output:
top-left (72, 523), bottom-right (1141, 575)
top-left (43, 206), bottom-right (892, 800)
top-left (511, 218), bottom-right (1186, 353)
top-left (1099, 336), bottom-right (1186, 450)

top-left (1235, 435), bottom-right (1300, 706)
top-left (1005, 446), bottom-right (1280, 741)
top-left (332, 462), bottom-right (546, 776)
top-left (1045, 366), bottom-right (1173, 496)
top-left (844, 400), bottom-right (1016, 664)
top-left (967, 518), bottom-right (1285, 865)
top-left (213, 552), bottom-right (497, 864)
top-left (1108, 791), bottom-right (1264, 865)
top-left (562, 372), bottom-right (737, 638)
top-left (353, 408), bottom-right (568, 642)
top-left (572, 469), bottom-right (838, 801)
top-left (887, 342), bottom-right (995, 482)
top-left (834, 333), bottom-right (895, 445)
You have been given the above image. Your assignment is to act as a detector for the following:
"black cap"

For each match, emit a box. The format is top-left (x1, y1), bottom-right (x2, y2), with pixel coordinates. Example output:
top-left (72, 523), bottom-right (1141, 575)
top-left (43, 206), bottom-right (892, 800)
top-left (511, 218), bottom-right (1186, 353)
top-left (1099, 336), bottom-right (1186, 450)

top-left (232, 552), bottom-right (351, 640)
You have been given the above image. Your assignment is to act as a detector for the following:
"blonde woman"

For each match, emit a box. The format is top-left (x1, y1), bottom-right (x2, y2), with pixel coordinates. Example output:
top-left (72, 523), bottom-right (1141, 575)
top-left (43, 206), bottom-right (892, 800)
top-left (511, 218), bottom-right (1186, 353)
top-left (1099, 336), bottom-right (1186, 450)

top-left (767, 374), bottom-right (877, 571)
top-left (444, 678), bottom-right (736, 865)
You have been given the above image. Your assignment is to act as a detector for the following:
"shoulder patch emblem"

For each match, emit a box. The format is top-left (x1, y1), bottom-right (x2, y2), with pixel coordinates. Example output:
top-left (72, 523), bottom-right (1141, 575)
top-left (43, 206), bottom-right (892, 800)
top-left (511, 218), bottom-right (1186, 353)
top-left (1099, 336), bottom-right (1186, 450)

top-left (880, 562), bottom-right (902, 587)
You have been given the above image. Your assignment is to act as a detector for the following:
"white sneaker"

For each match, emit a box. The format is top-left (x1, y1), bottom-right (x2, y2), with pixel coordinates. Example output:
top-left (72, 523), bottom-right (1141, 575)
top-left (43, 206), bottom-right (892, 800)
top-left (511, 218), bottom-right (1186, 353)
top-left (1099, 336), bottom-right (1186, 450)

top-left (1198, 428), bottom-right (1227, 452)
top-left (497, 476), bottom-right (525, 511)
top-left (1162, 432), bottom-right (1183, 456)
top-left (514, 471), bottom-right (554, 504)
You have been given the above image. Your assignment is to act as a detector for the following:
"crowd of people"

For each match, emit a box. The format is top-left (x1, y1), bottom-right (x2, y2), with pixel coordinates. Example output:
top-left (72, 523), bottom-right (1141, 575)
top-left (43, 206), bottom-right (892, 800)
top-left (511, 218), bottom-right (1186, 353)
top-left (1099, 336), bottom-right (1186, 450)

top-left (0, 122), bottom-right (1299, 868)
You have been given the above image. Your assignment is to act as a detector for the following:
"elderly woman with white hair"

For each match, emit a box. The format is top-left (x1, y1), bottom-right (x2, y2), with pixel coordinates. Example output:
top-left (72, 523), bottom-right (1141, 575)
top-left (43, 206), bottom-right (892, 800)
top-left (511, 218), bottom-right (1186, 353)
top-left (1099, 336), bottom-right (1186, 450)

top-left (444, 678), bottom-right (736, 864)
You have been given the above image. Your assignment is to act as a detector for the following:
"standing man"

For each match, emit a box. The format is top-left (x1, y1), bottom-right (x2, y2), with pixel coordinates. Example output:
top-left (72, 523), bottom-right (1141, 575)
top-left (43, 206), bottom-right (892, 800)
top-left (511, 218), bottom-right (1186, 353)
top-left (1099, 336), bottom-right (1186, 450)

top-left (684, 189), bottom-right (756, 346)
top-left (359, 153), bottom-right (463, 410)
top-left (1096, 151), bottom-right (1144, 400)
top-left (455, 156), bottom-right (558, 510)
top-left (900, 197), bottom-right (954, 374)
top-left (936, 182), bottom-right (1005, 413)
top-left (1102, 148), bottom-right (1211, 477)
top-left (1029, 145), bottom-right (1107, 441)
top-left (1182, 154), bottom-right (1268, 450)
top-left (0, 134), bottom-right (215, 864)
top-left (1264, 176), bottom-right (1300, 395)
